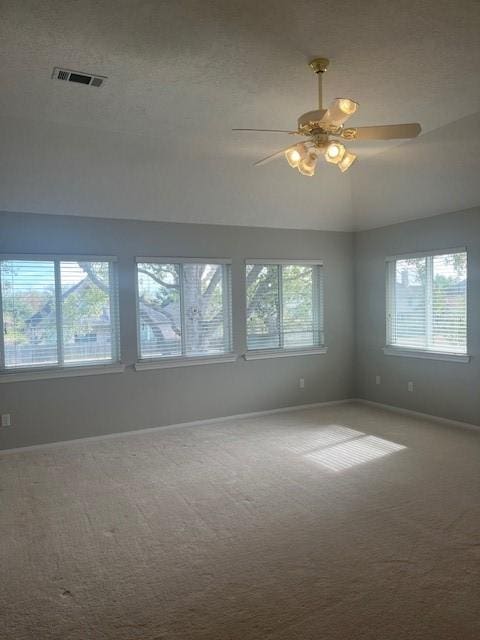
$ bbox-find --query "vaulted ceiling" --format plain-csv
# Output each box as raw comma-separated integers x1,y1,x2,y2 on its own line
0,0,479,230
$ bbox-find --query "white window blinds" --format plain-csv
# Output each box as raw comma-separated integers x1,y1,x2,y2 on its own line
0,257,120,369
246,261,324,351
136,260,232,359
386,250,467,354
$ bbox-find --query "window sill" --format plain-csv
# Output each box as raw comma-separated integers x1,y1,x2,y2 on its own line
383,347,471,363
244,347,328,361
0,363,125,383
135,354,238,370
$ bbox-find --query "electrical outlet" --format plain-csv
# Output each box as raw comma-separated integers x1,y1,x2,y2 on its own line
375,375,381,385
299,378,305,389
407,381,414,392
1,413,11,427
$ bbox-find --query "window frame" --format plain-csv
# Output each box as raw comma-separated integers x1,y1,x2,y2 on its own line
0,253,122,379
135,256,235,369
384,247,470,363
244,259,327,360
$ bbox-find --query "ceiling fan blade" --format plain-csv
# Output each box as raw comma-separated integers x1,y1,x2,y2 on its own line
343,123,421,141
233,128,300,134
253,142,308,167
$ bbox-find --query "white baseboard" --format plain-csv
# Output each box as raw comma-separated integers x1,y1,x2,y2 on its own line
353,398,480,432
4,397,477,455
0,398,355,455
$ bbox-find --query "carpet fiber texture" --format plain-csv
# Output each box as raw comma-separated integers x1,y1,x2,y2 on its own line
1,402,480,639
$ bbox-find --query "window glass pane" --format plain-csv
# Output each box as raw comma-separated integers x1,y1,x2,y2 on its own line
432,253,467,353
389,252,467,354
246,264,281,350
137,263,182,358
393,258,427,349
1,260,58,367
183,263,230,356
282,265,318,348
60,261,115,364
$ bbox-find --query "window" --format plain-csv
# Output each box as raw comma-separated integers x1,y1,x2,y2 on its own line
0,256,120,370
246,261,324,353
386,249,467,356
136,259,232,361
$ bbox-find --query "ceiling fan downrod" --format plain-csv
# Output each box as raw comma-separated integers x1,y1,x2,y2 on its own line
295,58,333,134
308,57,329,110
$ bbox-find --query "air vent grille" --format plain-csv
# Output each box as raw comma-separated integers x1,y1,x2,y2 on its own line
52,67,107,88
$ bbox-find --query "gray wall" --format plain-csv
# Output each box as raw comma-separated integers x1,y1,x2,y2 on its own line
355,207,480,425
0,211,355,449
3,206,479,450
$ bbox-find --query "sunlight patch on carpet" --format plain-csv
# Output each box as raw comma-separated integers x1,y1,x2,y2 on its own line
305,434,406,471
282,425,364,455
281,424,406,472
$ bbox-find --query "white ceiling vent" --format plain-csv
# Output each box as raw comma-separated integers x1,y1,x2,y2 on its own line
52,67,107,88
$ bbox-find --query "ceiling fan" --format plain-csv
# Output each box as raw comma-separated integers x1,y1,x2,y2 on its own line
233,58,421,175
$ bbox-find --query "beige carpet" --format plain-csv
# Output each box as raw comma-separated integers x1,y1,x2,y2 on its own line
1,402,480,639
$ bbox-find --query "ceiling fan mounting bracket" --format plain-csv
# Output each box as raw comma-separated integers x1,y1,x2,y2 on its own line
309,58,330,74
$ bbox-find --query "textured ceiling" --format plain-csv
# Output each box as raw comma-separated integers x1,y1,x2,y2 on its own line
0,0,479,230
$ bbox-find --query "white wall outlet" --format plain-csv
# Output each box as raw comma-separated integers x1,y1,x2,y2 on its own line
299,378,305,389
407,381,414,392
375,375,381,385
1,413,11,427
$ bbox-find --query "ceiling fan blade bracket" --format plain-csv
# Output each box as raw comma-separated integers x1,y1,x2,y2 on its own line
340,128,358,140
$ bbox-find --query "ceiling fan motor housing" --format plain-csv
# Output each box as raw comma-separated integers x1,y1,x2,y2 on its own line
297,109,329,135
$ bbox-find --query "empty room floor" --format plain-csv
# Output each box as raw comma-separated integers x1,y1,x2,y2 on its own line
1,402,479,640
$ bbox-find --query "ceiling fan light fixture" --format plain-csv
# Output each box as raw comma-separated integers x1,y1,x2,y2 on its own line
323,98,359,127
338,98,358,115
298,152,317,176
285,143,307,168
287,149,301,166
324,141,346,164
338,150,357,172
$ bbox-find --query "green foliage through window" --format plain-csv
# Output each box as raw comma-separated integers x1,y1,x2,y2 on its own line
246,263,324,351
